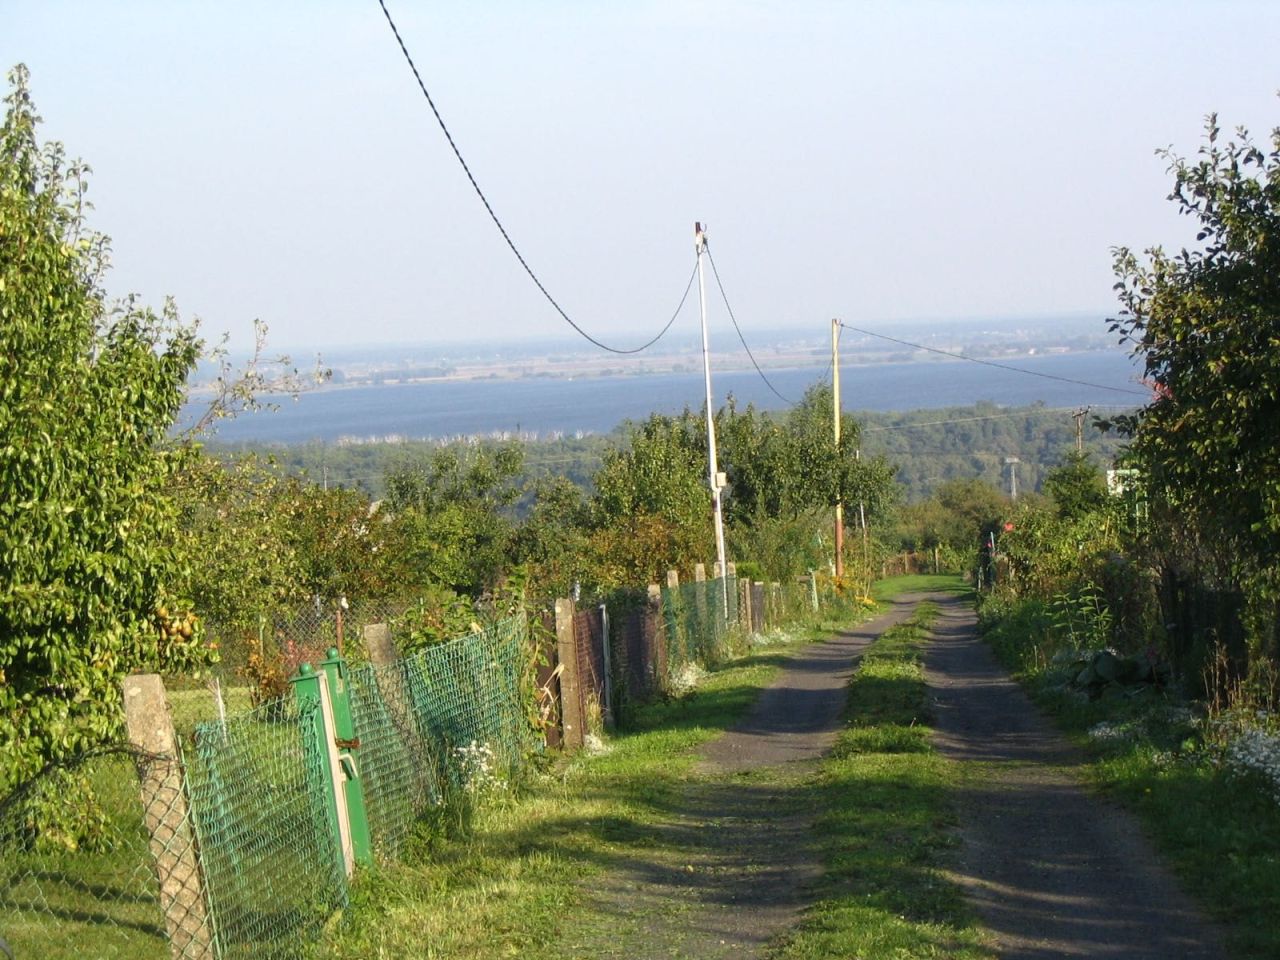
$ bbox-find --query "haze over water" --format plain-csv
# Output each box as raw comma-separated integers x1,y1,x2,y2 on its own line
195,351,1144,445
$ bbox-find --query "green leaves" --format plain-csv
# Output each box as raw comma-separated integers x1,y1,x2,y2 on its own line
0,66,211,790
1111,106,1280,666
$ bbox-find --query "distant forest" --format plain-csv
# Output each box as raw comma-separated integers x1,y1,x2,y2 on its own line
208,401,1130,506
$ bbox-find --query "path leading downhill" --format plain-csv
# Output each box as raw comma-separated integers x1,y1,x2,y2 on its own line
924,595,1229,960
565,599,921,960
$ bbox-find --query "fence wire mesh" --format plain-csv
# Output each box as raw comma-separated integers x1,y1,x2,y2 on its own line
181,694,346,960
0,747,176,960
660,575,737,669
348,617,528,860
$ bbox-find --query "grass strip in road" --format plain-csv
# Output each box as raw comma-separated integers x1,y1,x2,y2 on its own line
772,600,995,960
312,619,851,960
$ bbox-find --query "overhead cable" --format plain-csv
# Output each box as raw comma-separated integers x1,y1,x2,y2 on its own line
704,247,793,405
836,322,1148,397
376,0,692,354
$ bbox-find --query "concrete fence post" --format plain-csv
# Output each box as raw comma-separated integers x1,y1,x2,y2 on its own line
693,563,708,640
555,598,585,750
725,562,739,624
121,674,216,960
363,622,420,755
646,584,667,690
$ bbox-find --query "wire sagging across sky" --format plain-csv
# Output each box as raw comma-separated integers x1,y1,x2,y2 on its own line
376,0,694,355
704,246,793,405
836,322,1148,398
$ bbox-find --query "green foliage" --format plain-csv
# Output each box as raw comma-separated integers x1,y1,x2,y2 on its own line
385,443,523,595
509,475,592,598
720,384,897,526
1109,110,1280,671
170,452,305,626
589,412,711,585
0,66,212,789
1043,451,1107,520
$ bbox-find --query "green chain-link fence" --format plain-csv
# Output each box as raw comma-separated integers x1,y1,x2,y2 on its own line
0,747,174,960
181,694,347,960
350,618,527,860
0,615,530,960
660,575,738,669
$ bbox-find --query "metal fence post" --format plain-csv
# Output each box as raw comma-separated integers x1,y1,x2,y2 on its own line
290,664,352,881
121,674,216,960
320,648,373,867
599,603,615,730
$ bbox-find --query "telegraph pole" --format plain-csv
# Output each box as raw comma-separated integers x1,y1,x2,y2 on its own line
1072,406,1091,454
832,318,844,577
695,224,729,611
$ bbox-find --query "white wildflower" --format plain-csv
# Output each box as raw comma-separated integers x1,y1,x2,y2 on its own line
1087,720,1132,743
669,662,707,697
1224,727,1280,805
453,739,506,795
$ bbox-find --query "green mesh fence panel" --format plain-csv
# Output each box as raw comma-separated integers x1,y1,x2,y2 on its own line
660,577,734,670
0,614,531,960
0,748,175,960
182,695,346,960
348,617,527,860
345,659,440,860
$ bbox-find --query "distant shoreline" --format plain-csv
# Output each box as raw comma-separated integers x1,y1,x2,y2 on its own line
185,350,1143,446
185,344,1118,399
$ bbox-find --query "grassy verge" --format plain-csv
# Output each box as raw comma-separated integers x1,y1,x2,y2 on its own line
772,598,994,959
313,619,848,960
981,598,1280,960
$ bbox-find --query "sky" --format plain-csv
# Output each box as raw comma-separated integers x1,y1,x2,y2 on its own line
3,1,1278,354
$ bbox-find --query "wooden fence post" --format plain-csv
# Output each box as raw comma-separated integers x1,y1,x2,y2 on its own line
122,674,216,960
555,598,585,751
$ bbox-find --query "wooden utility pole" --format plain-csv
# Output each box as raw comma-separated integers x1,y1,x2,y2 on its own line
832,318,844,578
1072,406,1091,454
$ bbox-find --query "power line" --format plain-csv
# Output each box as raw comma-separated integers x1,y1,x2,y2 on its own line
375,0,692,355
704,246,793,405
836,322,1148,397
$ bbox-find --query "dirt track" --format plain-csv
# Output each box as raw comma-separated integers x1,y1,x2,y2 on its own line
565,600,920,958
925,594,1227,959
567,595,1227,959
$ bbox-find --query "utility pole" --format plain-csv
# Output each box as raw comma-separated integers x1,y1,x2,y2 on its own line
1072,406,1091,454
832,318,844,578
695,223,729,612
1005,456,1020,501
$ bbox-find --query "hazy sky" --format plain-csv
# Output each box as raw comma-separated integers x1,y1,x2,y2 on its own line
4,1,1278,354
